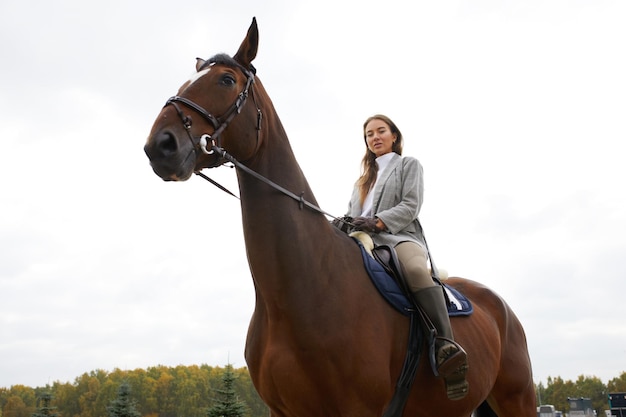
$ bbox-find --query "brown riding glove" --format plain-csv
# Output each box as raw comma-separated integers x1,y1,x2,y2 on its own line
352,217,381,233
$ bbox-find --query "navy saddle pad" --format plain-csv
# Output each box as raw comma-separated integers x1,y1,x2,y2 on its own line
357,241,473,317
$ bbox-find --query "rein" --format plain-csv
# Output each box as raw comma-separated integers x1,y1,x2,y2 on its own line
198,144,340,220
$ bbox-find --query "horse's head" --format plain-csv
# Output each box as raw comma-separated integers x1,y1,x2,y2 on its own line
145,18,261,181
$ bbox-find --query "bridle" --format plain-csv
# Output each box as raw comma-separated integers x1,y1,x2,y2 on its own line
164,59,259,159
161,57,342,221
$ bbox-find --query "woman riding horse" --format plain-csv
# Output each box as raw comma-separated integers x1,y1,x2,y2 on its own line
144,18,536,417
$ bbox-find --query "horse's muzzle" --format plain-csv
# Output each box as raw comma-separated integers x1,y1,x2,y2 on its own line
144,129,196,181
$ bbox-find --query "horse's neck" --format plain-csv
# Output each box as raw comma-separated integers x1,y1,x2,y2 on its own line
239,135,321,238
237,128,334,294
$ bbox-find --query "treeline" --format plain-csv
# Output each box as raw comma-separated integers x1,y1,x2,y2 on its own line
3,366,626,417
0,365,268,417
536,372,626,414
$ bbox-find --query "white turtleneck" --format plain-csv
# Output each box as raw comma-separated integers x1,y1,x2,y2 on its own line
361,152,396,217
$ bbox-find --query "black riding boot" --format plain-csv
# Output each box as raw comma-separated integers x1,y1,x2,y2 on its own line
412,285,469,400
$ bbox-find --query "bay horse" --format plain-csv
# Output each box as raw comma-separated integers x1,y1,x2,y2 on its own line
144,18,536,417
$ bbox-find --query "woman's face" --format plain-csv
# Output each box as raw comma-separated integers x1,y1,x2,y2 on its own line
365,119,397,157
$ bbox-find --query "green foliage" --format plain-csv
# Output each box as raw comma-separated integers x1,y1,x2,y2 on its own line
608,372,626,393
1,385,36,417
206,364,246,417
535,373,626,415
537,376,575,411
107,382,141,417
1,365,267,417
31,392,58,417
572,375,606,413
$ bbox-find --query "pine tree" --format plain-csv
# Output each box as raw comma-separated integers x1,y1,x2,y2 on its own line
207,364,247,417
32,392,59,417
106,381,141,417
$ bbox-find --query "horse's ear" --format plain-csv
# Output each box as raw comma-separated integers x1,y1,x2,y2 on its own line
233,17,258,69
195,58,206,71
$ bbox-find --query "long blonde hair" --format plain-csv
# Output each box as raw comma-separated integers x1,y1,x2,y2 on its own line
356,114,404,205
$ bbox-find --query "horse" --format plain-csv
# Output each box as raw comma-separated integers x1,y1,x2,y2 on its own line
144,18,536,417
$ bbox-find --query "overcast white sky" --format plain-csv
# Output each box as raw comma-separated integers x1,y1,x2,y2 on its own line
1,0,625,389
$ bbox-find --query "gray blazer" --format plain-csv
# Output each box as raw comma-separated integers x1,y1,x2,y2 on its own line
347,153,426,248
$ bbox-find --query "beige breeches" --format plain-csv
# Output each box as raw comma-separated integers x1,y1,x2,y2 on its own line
395,241,435,292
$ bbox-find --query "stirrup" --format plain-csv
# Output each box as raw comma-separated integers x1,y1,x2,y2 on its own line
436,338,467,377
434,337,469,401
429,337,467,376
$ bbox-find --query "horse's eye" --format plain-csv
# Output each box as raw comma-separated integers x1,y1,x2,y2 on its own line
221,74,236,86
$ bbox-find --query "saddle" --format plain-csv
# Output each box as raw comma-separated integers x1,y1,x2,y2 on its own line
353,236,473,317
371,244,413,297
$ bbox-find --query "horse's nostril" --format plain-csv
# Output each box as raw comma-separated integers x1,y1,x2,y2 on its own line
154,131,178,156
